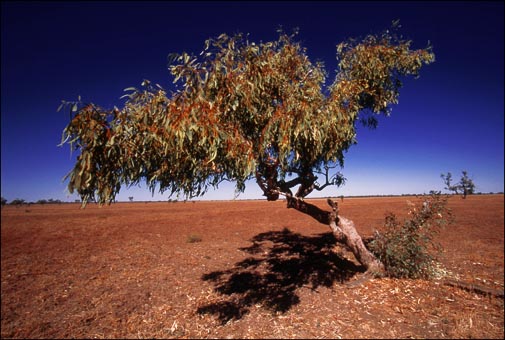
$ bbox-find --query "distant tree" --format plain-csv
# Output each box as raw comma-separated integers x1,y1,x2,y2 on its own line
459,171,476,198
1,197,7,206
10,199,25,206
59,24,434,275
441,170,475,199
128,196,134,202
36,199,48,205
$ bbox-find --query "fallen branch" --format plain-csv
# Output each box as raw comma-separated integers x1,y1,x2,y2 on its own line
443,278,504,299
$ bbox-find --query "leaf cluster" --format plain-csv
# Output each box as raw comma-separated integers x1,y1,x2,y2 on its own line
59,24,434,206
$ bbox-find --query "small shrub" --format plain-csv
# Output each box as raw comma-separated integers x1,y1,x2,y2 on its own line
369,191,452,279
186,234,202,243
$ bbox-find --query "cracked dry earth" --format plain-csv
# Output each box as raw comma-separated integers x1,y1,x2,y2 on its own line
1,195,503,338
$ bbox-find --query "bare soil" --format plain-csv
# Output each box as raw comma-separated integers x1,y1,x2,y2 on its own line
1,195,503,338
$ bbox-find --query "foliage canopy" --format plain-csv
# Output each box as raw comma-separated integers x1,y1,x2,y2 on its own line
60,25,434,205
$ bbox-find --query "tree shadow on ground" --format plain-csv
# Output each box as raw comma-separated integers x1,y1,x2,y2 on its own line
197,227,365,324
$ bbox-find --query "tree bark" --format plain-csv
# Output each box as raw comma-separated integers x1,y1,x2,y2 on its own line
254,165,384,275
286,196,385,275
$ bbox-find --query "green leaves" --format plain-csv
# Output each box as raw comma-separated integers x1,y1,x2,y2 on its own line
369,192,452,279
333,27,434,119
60,27,434,205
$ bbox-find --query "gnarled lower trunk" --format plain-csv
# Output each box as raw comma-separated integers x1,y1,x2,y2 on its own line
286,196,385,275
255,165,384,274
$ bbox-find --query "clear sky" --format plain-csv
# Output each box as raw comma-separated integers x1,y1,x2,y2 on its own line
1,1,503,202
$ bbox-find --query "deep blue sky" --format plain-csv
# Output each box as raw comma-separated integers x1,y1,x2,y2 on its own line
1,1,503,202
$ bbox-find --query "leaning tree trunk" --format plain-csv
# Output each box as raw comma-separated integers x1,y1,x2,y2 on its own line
286,196,385,275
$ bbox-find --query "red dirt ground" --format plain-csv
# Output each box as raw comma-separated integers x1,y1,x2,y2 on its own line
1,195,503,338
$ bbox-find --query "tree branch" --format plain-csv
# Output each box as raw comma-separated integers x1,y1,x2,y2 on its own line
275,189,332,224
280,176,303,190
313,165,345,192
255,159,281,201
256,164,345,202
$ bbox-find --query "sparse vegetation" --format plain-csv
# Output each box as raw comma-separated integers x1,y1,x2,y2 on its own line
9,199,25,206
186,234,202,243
36,199,63,204
369,191,452,279
1,196,503,338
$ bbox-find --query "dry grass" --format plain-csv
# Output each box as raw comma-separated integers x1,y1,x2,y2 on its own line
186,234,203,243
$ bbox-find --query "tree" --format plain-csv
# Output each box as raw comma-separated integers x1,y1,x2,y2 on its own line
129,196,134,202
1,197,7,207
441,170,475,199
59,24,434,275
10,198,25,206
